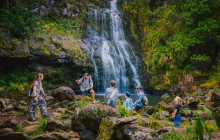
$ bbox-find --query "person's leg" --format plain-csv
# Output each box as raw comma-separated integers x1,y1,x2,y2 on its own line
174,114,181,127
81,90,85,101
28,97,37,121
38,96,47,117
90,89,95,102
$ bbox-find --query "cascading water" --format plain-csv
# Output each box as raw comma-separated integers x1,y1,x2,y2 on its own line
82,0,142,94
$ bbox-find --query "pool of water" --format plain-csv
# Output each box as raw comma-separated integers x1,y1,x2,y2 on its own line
91,94,162,106
1,93,162,107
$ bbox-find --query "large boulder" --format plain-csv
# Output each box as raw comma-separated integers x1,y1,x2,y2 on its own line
137,106,155,116
45,96,54,106
71,108,84,132
72,104,121,134
157,101,173,113
206,90,220,108
0,128,14,135
0,132,30,140
0,98,6,111
0,119,18,129
53,87,75,101
31,132,68,140
46,118,66,131
117,124,162,140
98,116,137,140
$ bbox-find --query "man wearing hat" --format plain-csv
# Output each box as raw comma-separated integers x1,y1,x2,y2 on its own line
76,73,95,102
133,86,148,111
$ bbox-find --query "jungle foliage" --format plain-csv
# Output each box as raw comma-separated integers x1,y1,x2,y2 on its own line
121,0,220,91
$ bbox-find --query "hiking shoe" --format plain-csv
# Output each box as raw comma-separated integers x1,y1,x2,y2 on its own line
28,118,36,122
42,114,49,118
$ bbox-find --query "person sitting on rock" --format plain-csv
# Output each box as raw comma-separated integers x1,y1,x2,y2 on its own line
104,80,119,107
76,73,95,102
28,73,48,122
133,86,147,111
123,93,133,112
171,96,182,127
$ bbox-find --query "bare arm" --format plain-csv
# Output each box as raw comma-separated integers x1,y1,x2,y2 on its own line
33,85,37,103
40,84,46,97
104,94,107,99
172,109,177,118
33,85,37,97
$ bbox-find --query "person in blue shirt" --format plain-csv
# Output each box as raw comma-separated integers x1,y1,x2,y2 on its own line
28,74,48,122
123,93,133,112
133,86,147,111
171,96,182,127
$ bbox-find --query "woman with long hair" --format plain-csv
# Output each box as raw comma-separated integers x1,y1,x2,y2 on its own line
28,73,48,122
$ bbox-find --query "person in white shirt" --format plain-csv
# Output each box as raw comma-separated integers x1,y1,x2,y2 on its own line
76,73,95,102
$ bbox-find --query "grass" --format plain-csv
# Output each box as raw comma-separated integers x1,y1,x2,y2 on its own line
26,117,49,137
15,124,24,132
12,108,29,116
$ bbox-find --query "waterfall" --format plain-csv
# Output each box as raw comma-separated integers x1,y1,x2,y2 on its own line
81,0,142,94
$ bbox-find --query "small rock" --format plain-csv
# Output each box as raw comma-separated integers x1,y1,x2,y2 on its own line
9,99,16,106
162,111,170,117
0,128,14,135
63,120,71,128
56,108,66,114
79,130,94,140
118,124,162,140
61,114,71,119
4,104,14,112
63,131,80,139
53,100,70,109
117,117,137,126
15,105,28,111
157,127,184,134
23,125,41,133
65,110,74,115
19,101,27,106
51,112,62,117
46,118,66,131
0,132,30,140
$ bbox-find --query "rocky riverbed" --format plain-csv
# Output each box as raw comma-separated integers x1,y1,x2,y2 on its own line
0,87,219,140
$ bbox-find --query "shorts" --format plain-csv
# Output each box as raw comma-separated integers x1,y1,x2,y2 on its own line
134,105,142,111
81,89,92,96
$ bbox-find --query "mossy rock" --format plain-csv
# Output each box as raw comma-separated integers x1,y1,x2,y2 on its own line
76,104,121,134
98,117,118,140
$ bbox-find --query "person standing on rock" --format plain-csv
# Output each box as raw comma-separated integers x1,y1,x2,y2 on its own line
133,86,148,111
76,73,95,102
104,80,119,107
28,73,48,122
171,96,182,127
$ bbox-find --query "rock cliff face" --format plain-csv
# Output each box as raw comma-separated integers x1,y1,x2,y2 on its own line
0,0,110,91
0,34,91,69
